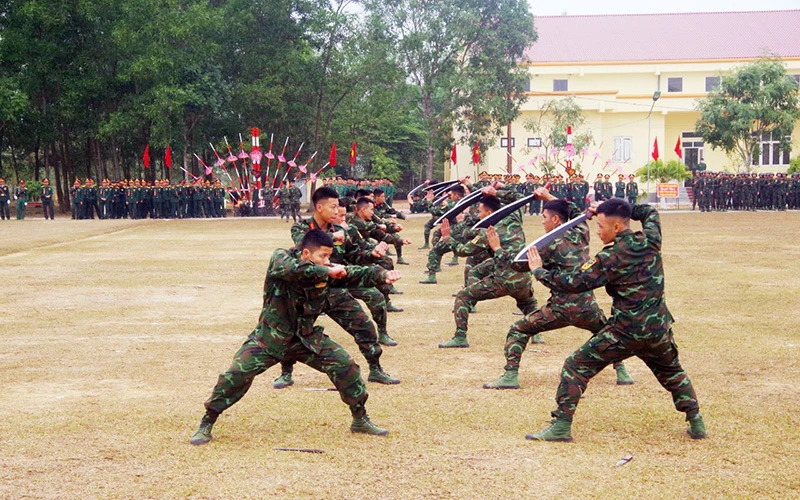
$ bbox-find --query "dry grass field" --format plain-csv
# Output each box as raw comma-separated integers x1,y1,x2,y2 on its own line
1,207,799,499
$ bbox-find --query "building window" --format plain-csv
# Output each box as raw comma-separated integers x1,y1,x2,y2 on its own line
522,79,531,92
612,137,631,162
553,79,568,92
527,138,542,148
667,77,683,93
754,132,791,166
500,137,516,148
705,76,720,92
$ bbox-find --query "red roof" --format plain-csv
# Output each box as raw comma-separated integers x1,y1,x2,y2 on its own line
525,10,800,63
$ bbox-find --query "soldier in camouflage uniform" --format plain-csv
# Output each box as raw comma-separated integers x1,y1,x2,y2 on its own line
14,180,28,219
189,230,397,445
438,192,538,348
40,178,55,220
483,188,633,389
273,187,400,389
0,178,10,220
625,175,638,205
287,179,302,222
525,198,705,442
372,188,409,264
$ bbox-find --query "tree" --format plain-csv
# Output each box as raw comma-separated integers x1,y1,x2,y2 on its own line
695,58,800,171
364,0,536,179
522,97,593,175
635,159,691,184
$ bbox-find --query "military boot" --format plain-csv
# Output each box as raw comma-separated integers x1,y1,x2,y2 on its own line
396,257,409,265
615,363,634,385
530,334,545,344
525,418,573,442
686,412,707,439
190,412,218,445
273,372,294,389
419,272,437,284
351,413,389,436
438,334,469,348
386,302,404,313
386,249,395,256
388,285,403,295
483,370,520,389
368,363,400,384
446,255,459,266
378,332,398,346
468,304,477,313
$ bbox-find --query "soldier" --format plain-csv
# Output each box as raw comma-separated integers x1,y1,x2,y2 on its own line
98,179,112,219
593,173,605,202
575,174,590,211
373,189,409,265
276,183,290,221
274,187,400,388
189,230,397,445
419,184,467,280
625,175,638,205
614,174,626,199
0,178,10,220
14,180,28,219
41,178,55,220
71,179,83,219
438,193,538,348
83,178,99,219
483,188,633,389
287,178,302,222
525,199,705,442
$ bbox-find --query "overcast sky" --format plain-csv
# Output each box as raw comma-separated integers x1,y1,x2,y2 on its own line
530,0,800,16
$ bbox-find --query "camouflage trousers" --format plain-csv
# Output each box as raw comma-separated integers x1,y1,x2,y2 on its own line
426,239,453,273
453,275,537,336
282,288,383,375
204,333,367,416
504,298,606,371
552,327,699,422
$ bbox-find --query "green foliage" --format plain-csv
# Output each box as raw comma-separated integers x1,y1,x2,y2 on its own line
366,146,403,183
522,97,593,152
788,156,800,175
695,58,800,171
635,159,691,184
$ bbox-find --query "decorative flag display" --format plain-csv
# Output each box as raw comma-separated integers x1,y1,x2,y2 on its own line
350,142,357,166
450,143,457,165
472,142,480,164
165,145,172,169
674,136,683,160
652,137,660,162
329,142,337,167
143,145,151,169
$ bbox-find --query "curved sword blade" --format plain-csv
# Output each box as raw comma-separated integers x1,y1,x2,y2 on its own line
472,194,536,230
513,212,590,262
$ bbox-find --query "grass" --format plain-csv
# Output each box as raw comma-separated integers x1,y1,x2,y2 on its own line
0,208,799,499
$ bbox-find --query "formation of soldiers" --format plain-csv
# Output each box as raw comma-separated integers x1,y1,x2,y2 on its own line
68,178,229,219
323,177,399,206
690,171,800,212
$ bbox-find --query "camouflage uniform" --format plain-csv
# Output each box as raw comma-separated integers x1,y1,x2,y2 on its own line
532,204,700,423
285,218,394,375
288,184,302,221
448,196,537,343
202,248,388,421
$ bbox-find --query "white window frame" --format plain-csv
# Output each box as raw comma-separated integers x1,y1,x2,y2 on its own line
667,77,683,93
613,137,632,162
753,132,791,166
500,137,516,148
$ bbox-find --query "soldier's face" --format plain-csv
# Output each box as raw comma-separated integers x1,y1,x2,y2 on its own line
333,207,347,224
302,246,333,266
477,203,491,220
542,209,561,233
595,214,627,245
358,204,374,220
316,197,339,223
375,194,385,204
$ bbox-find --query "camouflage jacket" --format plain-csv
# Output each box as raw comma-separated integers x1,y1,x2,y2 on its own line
374,201,405,220
538,202,598,309
533,204,673,339
291,217,371,265
349,214,403,246
256,247,387,356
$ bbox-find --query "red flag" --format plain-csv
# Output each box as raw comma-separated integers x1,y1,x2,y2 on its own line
674,136,682,159
143,145,151,169
165,145,172,169
450,144,457,165
472,142,480,164
651,137,659,162
329,142,337,167
349,142,357,166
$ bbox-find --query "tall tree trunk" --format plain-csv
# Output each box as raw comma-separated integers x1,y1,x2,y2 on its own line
51,142,67,212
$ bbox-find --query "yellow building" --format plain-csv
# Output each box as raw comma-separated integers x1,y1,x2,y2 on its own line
452,10,800,186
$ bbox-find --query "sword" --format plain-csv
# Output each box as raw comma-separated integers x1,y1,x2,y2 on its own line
513,212,590,262
408,179,459,198
433,189,484,226
472,194,536,230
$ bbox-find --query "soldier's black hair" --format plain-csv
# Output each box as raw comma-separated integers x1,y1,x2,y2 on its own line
542,199,570,224
479,195,502,212
373,188,385,197
356,197,374,210
354,189,372,199
312,187,339,207
344,190,356,198
450,185,465,197
300,229,334,252
596,198,632,220
338,199,347,207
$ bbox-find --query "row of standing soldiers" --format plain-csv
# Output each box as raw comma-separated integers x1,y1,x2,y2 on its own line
69,178,229,220
690,171,800,212
274,180,303,222
324,177,398,206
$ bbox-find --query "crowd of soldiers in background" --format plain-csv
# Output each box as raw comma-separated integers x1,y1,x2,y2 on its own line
409,171,639,216
67,178,229,220
690,171,800,212
322,177,399,206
